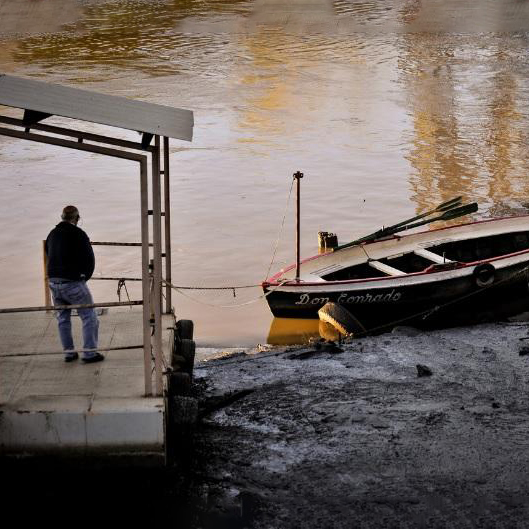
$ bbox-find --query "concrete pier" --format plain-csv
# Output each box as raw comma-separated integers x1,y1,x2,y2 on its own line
0,308,170,463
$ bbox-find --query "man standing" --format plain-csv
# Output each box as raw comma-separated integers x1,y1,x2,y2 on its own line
46,205,103,363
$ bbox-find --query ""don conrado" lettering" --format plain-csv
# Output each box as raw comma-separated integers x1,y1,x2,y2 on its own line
294,289,402,306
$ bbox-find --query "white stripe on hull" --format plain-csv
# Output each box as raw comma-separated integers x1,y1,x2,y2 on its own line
270,215,529,284
274,249,529,294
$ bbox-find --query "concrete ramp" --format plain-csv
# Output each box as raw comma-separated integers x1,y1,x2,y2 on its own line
0,309,167,462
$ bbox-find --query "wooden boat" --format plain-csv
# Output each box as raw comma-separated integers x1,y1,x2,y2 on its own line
262,215,529,331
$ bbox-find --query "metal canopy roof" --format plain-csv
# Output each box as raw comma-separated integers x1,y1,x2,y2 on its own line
0,74,193,142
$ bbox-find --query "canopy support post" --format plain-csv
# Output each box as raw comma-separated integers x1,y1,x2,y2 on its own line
140,158,152,397
152,136,164,396
163,136,172,314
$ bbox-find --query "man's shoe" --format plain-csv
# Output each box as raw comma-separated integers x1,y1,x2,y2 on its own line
82,352,105,364
64,352,79,362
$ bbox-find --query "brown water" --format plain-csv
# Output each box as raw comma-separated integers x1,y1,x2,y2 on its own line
2,0,529,346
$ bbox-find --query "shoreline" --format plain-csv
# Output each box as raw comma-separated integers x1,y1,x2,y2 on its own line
3,321,529,526
187,321,529,527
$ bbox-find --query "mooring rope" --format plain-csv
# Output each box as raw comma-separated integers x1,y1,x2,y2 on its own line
100,179,295,308
194,265,529,370
161,283,263,291
117,278,132,309
155,177,295,295
265,177,295,280
161,278,290,309
151,347,169,371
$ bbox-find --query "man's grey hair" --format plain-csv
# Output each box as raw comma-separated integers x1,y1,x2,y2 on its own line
61,205,80,222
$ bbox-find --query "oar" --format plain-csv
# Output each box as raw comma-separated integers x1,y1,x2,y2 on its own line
398,202,478,232
438,196,464,210
388,196,462,232
334,196,464,251
334,201,477,252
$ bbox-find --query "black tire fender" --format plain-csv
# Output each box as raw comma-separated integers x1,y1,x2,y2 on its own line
167,371,191,397
473,263,495,288
180,338,196,377
171,320,194,365
318,302,366,336
176,319,194,340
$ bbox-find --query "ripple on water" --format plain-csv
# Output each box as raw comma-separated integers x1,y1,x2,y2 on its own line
3,1,529,345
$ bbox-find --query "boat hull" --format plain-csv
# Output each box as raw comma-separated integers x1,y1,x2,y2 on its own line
263,261,529,330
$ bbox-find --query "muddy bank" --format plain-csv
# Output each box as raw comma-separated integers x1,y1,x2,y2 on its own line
3,322,529,526
189,323,529,528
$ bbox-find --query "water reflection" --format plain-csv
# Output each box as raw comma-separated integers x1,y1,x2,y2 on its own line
402,34,478,212
267,317,341,345
3,0,529,346
400,27,529,219
485,63,527,204
237,28,297,137
0,0,82,37
11,0,252,77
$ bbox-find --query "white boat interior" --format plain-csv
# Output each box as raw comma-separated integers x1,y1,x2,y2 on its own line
275,216,529,283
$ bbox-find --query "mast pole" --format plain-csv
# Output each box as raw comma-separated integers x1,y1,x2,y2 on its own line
294,171,304,282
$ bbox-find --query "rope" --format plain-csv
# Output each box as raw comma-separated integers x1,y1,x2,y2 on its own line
161,283,262,291
360,244,371,261
92,178,294,304
194,265,529,370
151,347,169,371
155,178,295,294
117,278,132,309
162,278,290,309
265,177,295,280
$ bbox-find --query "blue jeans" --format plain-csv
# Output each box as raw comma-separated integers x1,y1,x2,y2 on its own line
49,280,99,359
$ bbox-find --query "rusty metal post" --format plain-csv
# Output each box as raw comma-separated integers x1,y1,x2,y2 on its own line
42,240,51,307
152,136,164,396
140,158,152,397
294,171,304,282
163,136,172,314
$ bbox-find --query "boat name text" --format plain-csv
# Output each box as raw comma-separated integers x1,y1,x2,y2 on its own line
294,289,402,306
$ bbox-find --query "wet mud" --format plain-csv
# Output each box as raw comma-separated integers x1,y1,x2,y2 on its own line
3,322,529,526
187,323,529,528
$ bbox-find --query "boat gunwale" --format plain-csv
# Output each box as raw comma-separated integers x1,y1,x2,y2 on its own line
263,215,529,288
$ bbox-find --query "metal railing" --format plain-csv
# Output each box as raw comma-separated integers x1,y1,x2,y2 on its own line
0,300,142,314
39,237,168,397
42,240,146,307
1,344,143,358
1,115,174,397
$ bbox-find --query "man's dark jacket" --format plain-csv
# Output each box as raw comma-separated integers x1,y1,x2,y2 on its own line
45,221,95,281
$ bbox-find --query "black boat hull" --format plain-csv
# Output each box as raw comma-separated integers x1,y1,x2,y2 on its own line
263,263,529,331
